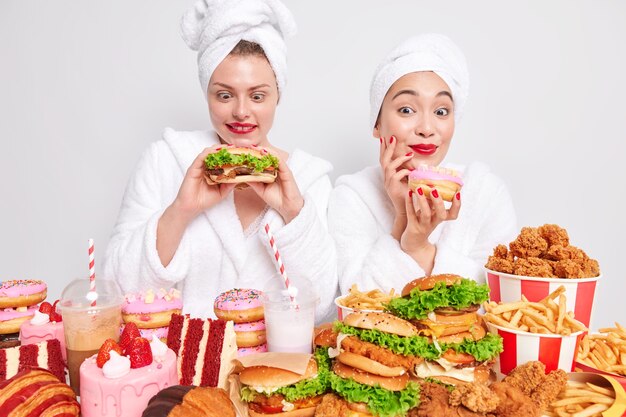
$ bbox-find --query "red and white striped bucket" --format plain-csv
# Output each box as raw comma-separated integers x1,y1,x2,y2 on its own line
485,268,601,328
487,322,583,376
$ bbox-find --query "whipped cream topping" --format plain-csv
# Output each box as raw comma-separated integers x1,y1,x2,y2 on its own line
150,335,168,359
30,310,50,326
103,351,131,379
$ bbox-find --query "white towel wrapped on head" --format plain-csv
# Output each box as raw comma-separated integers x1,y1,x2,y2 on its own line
180,0,296,98
369,33,470,130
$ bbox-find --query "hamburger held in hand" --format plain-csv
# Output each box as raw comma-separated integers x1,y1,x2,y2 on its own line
239,356,328,417
384,274,503,385
204,146,279,185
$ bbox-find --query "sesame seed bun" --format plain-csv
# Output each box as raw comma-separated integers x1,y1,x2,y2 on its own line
343,312,418,338
401,274,463,296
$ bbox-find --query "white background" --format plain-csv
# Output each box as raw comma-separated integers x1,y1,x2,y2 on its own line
1,1,624,329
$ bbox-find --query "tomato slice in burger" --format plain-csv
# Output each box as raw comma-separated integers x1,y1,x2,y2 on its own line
442,349,476,364
258,404,285,414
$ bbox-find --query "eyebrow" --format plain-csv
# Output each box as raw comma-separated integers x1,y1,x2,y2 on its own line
212,82,272,91
392,89,454,102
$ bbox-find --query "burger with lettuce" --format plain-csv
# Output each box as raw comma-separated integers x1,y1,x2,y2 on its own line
204,146,279,185
239,356,328,416
315,313,421,416
384,274,503,384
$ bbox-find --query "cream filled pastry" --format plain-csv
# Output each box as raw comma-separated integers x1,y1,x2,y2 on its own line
408,165,463,202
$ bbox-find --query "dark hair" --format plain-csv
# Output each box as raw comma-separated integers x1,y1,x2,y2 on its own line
230,40,268,59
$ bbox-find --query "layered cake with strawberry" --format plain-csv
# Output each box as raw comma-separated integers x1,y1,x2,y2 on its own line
122,288,182,342
19,299,65,361
80,323,178,417
166,313,237,387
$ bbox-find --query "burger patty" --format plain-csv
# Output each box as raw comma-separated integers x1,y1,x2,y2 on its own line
248,394,323,413
341,336,424,369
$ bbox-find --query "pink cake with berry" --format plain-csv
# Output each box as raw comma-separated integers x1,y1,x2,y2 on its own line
79,323,178,417
19,300,66,361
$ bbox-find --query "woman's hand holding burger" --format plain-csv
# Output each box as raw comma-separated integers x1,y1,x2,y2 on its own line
379,136,414,240
157,145,236,267
400,183,461,274
247,157,304,224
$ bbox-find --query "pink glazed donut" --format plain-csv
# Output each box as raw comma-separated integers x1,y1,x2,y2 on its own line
408,165,463,202
0,280,47,309
213,288,264,324
122,288,182,329
234,319,267,348
237,343,268,357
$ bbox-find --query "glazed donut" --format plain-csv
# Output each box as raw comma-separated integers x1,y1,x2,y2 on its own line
408,165,463,202
122,288,182,329
214,289,264,323
0,280,47,309
0,306,38,334
237,343,268,357
234,320,266,348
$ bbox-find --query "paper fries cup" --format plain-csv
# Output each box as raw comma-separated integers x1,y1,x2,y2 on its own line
486,322,583,375
576,361,626,392
565,372,626,417
334,295,379,321
485,268,601,328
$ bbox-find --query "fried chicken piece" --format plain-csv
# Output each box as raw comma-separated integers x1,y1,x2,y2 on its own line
412,382,482,417
553,259,585,278
538,224,570,248
314,394,349,417
449,383,499,414
581,258,600,277
546,245,588,263
489,382,541,417
509,227,548,258
530,369,567,410
513,257,554,278
502,361,546,396
493,244,510,259
486,255,515,274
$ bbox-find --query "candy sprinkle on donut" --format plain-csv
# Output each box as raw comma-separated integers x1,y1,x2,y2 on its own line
214,289,264,323
0,280,47,309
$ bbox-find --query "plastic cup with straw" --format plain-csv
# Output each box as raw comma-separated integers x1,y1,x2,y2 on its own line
262,223,318,353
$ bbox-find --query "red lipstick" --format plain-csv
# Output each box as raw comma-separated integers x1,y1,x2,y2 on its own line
409,144,438,156
226,122,257,135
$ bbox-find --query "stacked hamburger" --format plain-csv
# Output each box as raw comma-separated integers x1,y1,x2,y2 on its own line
315,274,502,416
384,274,503,384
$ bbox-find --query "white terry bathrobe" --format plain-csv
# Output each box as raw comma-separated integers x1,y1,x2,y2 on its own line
103,128,338,323
328,162,517,295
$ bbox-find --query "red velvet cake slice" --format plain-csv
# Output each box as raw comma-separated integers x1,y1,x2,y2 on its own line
0,338,65,382
166,314,236,388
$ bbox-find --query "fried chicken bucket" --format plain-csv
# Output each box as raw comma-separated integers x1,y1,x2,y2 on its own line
485,269,601,328
486,322,584,376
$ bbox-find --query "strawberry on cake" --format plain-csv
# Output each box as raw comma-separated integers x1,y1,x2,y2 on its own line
80,324,178,417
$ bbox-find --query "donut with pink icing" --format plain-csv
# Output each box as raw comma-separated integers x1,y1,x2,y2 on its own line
0,280,47,309
213,288,264,323
408,165,463,202
0,305,38,334
122,288,182,329
234,319,266,348
237,343,268,357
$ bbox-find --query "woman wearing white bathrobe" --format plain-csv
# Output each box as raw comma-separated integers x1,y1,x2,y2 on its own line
103,0,337,322
329,34,516,295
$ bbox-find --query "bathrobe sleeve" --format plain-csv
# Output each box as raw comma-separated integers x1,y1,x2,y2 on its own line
103,142,193,293
329,184,425,295
268,175,339,322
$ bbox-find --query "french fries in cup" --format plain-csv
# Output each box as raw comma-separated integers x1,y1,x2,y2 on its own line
577,323,626,377
334,284,398,320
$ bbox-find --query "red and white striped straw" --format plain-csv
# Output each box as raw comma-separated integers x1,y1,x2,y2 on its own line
264,223,296,303
88,238,96,306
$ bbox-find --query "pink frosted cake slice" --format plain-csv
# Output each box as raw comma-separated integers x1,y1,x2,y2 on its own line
166,313,237,388
0,338,65,382
19,312,66,362
79,337,178,417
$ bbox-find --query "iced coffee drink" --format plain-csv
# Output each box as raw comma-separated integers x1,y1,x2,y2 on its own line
59,279,123,394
